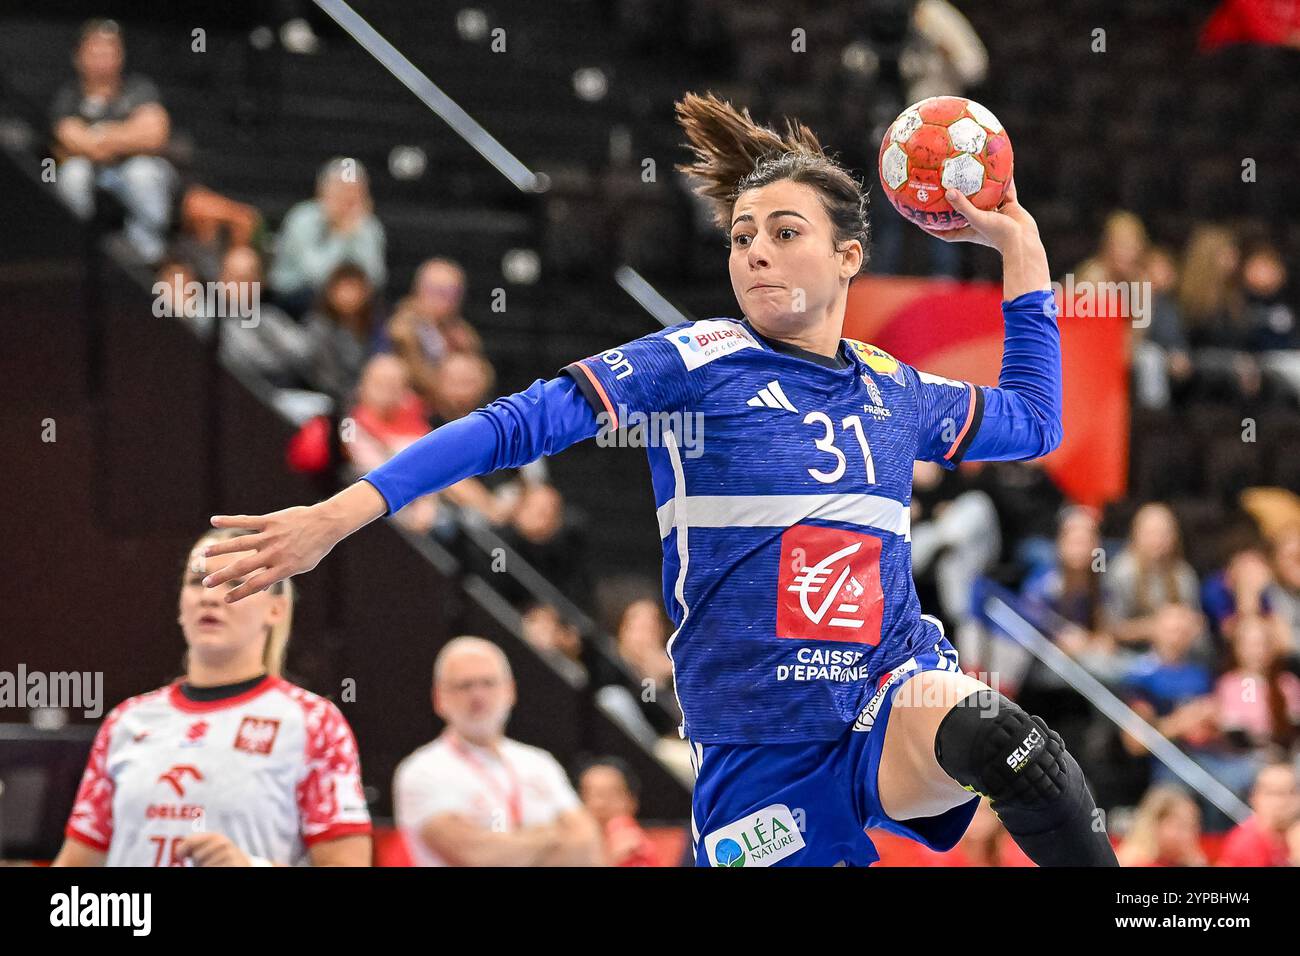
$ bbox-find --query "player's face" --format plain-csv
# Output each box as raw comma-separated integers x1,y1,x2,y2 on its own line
434,649,515,743
179,545,284,666
728,179,858,335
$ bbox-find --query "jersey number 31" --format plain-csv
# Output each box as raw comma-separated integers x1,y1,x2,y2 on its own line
803,412,876,485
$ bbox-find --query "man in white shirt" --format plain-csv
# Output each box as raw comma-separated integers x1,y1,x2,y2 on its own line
393,636,605,866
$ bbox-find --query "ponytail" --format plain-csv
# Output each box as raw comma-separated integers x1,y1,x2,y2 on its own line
672,91,869,269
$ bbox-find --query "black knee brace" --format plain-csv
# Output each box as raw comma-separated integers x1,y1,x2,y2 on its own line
934,689,1118,866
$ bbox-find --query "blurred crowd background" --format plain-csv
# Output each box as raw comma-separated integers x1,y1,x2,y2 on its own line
2,0,1300,866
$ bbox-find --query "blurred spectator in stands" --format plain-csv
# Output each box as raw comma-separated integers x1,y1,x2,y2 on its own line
1239,242,1300,403
1121,604,1216,732
904,0,989,102
1075,211,1148,287
1121,603,1258,826
1116,786,1207,867
346,354,440,533
380,258,483,406
428,350,494,425
392,636,604,866
1179,226,1260,401
300,263,382,401
421,350,538,527
910,460,1000,667
1216,762,1299,865
51,19,174,264
865,0,987,278
1106,503,1204,647
1019,507,1123,742
1200,0,1300,51
964,460,1066,577
1202,540,1284,643
934,798,1032,867
1022,506,1112,644
1270,526,1300,658
520,603,587,684
1132,245,1195,409
211,245,334,424
1216,614,1300,753
347,355,429,466
616,598,680,721
498,483,588,602
269,157,386,315
593,596,684,762
578,757,662,867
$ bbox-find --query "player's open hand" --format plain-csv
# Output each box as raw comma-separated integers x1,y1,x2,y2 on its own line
202,505,340,603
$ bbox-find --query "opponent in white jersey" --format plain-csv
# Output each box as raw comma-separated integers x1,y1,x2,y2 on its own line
52,528,372,867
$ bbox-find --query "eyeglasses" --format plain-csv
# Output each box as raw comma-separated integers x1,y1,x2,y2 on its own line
443,676,503,693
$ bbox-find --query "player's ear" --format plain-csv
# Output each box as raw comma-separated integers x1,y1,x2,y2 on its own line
837,239,863,279
264,591,287,624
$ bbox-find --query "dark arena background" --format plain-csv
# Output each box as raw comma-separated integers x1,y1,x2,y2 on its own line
1,0,1298,905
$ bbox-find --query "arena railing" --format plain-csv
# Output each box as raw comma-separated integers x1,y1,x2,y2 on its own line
973,578,1252,824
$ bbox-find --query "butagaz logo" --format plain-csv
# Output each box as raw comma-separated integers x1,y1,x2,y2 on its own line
778,526,884,645
667,319,760,370
705,804,805,867
861,373,890,419
1006,726,1044,772
746,379,798,412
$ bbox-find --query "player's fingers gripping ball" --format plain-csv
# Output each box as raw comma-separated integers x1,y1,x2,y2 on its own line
878,96,1013,231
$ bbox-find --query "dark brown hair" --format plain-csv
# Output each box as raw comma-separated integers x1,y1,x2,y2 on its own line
673,91,869,273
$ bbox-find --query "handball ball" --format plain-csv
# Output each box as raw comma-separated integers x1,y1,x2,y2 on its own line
877,96,1013,231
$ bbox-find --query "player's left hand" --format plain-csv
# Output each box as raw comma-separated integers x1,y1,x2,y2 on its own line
176,832,253,867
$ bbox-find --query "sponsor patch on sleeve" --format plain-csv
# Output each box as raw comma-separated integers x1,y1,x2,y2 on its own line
666,320,760,371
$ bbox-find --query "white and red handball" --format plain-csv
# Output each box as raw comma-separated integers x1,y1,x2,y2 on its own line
877,96,1013,231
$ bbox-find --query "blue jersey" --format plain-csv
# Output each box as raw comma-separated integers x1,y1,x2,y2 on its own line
565,317,994,743
365,291,1061,746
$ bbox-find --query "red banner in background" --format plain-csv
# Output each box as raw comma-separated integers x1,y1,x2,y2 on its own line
844,276,1130,509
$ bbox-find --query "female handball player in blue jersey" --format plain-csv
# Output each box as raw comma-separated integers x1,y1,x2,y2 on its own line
204,92,1118,866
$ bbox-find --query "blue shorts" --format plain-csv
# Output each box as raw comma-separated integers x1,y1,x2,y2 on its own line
690,641,980,867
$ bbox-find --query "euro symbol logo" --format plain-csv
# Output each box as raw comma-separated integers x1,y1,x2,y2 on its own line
786,542,865,628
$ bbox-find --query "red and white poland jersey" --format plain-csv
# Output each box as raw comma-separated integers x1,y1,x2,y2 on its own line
66,676,372,866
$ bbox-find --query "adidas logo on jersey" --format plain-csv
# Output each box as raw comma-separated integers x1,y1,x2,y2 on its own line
746,380,798,412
